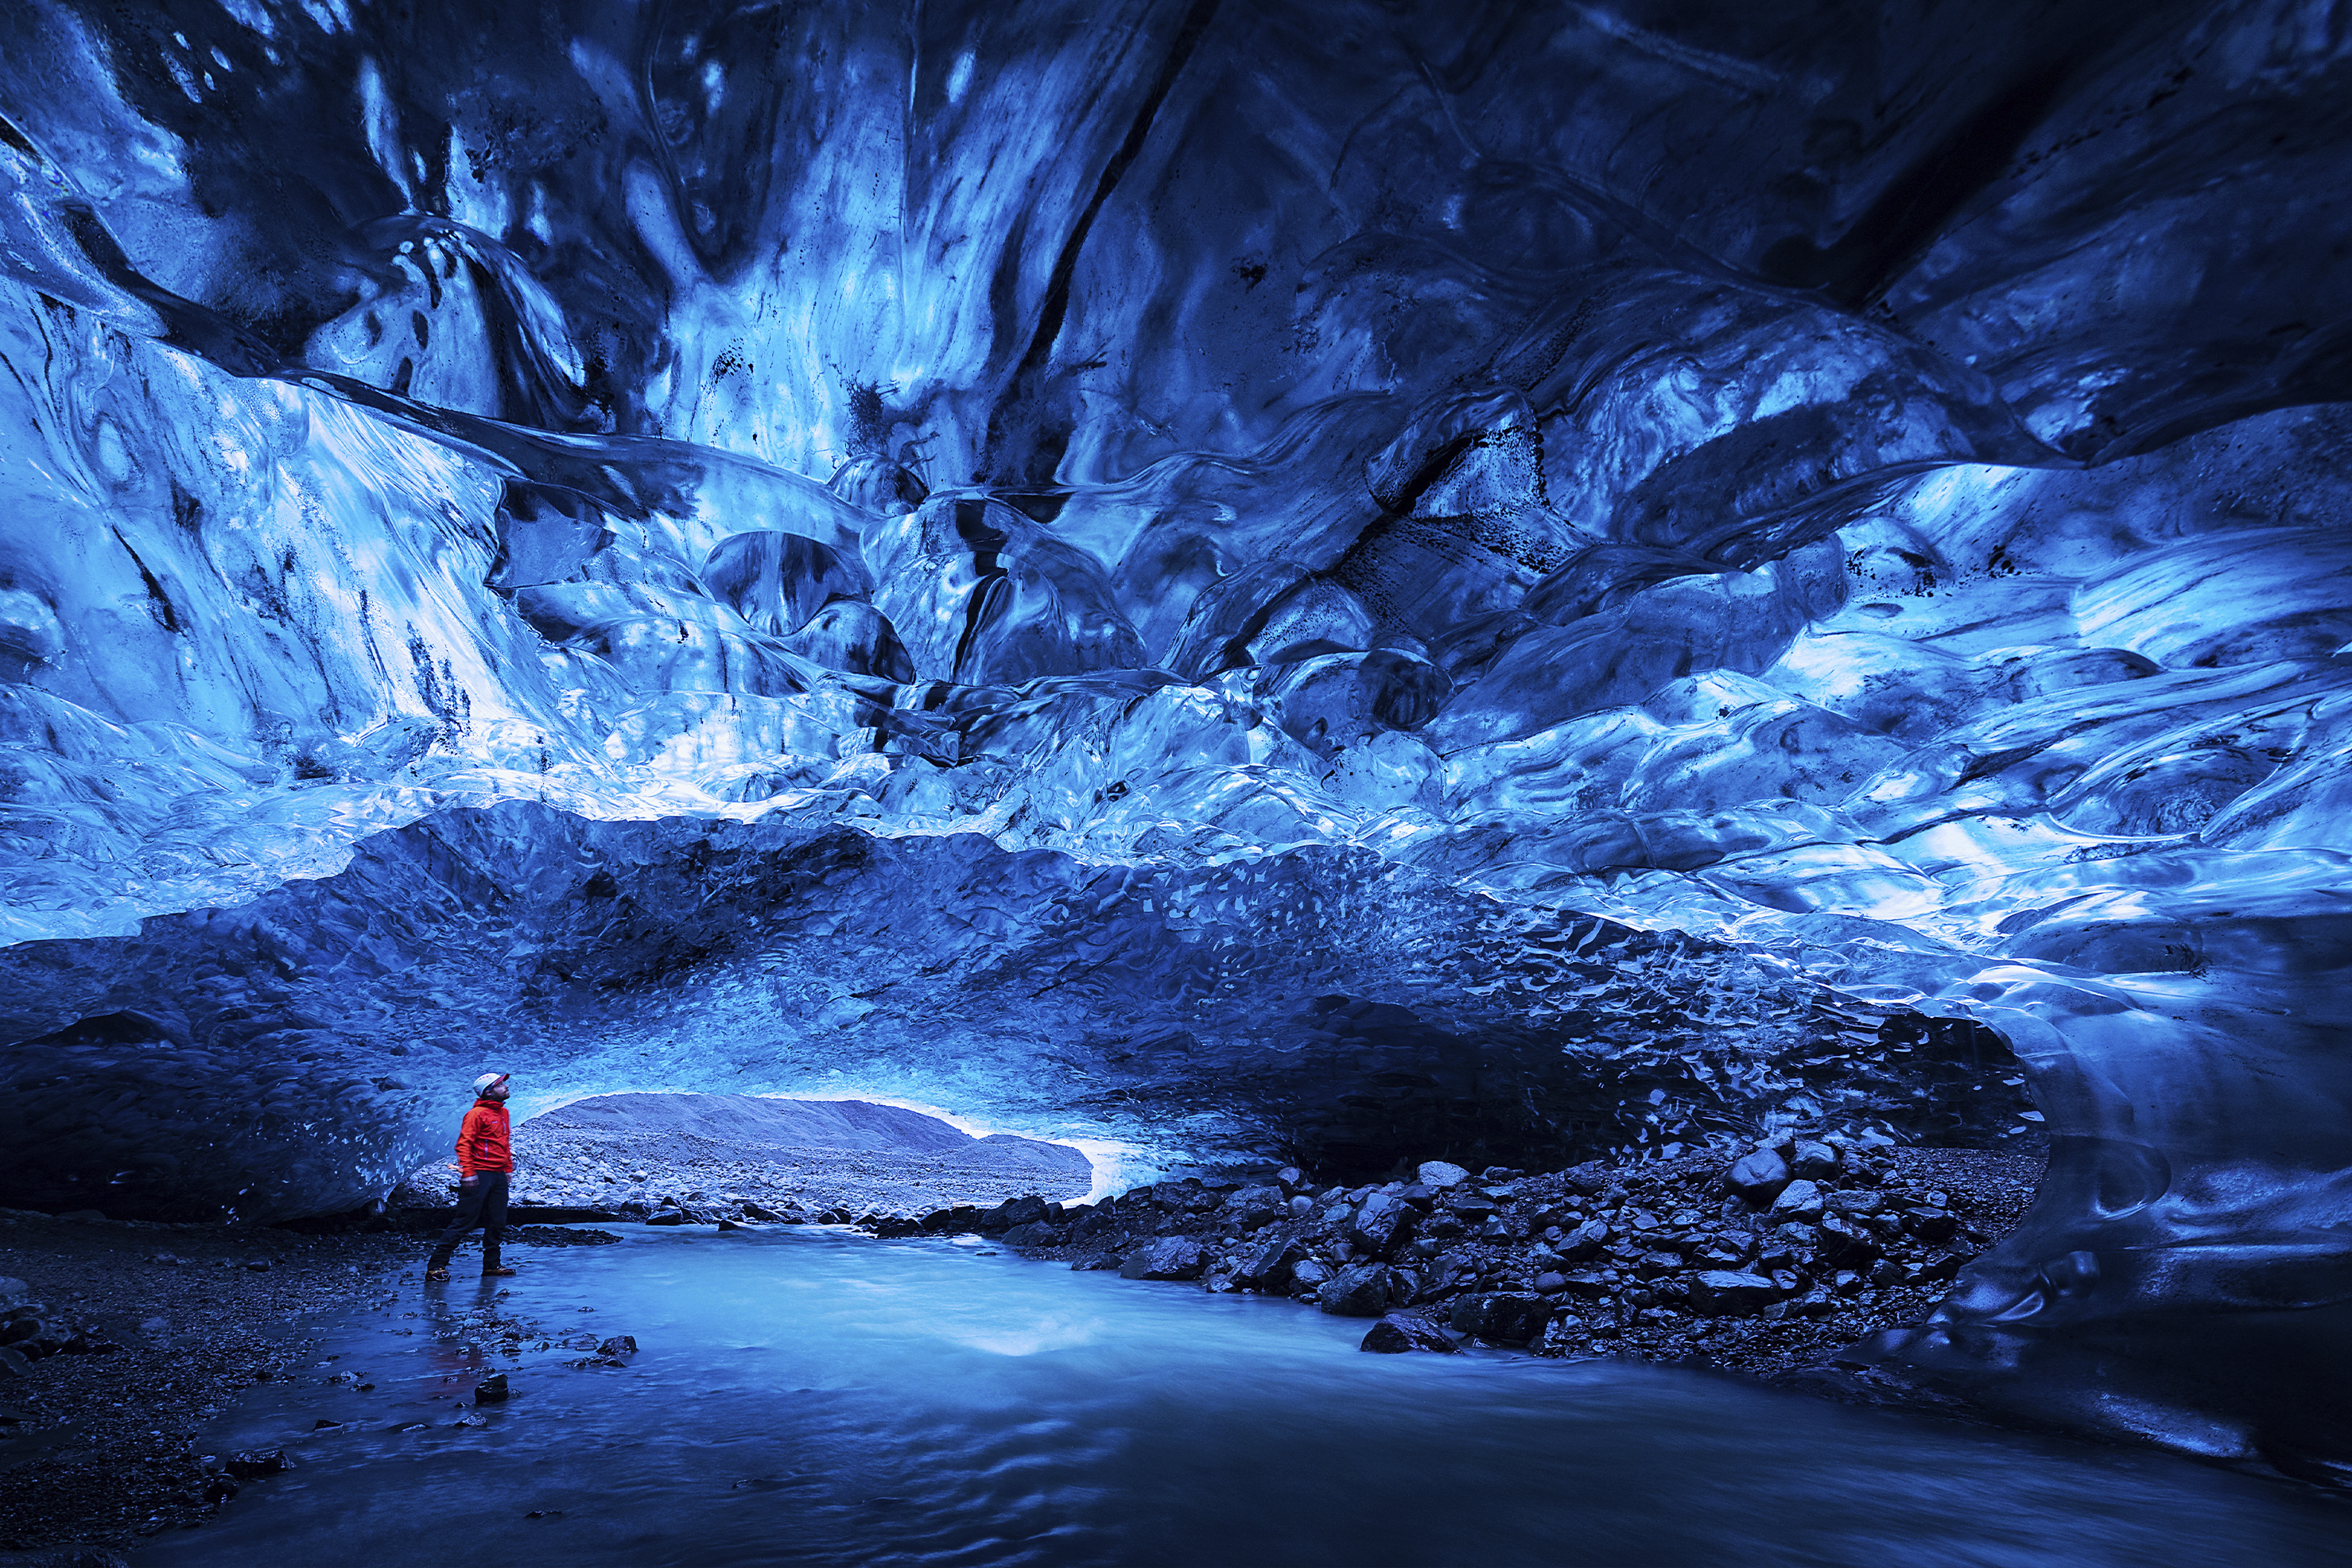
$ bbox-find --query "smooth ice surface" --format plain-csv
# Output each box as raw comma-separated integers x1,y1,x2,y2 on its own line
142,1229,2352,1568
0,1,2349,1463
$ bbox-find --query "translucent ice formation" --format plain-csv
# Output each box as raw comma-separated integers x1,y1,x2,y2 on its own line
0,0,2348,1471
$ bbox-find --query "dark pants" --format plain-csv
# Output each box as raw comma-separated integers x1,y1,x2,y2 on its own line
427,1170,509,1271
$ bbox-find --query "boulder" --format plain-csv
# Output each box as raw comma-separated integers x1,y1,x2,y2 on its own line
1220,1186,1287,1231
1788,1140,1842,1181
1768,1179,1824,1223
982,1194,1050,1232
1289,1259,1333,1290
1347,1194,1411,1256
473,1373,510,1403
1118,1236,1206,1281
1315,1263,1392,1318
1691,1236,1754,1269
1448,1291,1548,1344
225,1448,296,1479
1533,1315,1586,1356
645,1208,689,1227
1415,1161,1470,1189
1360,1313,1458,1353
595,1336,638,1358
999,1221,1062,1248
1556,1217,1609,1259
1816,1213,1881,1267
1688,1271,1784,1316
1554,1270,1613,1299
1230,1236,1301,1289
1723,1147,1791,1205
1559,1163,1609,1197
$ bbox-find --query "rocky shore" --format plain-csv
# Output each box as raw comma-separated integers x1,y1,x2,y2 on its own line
880,1137,2042,1386
0,1209,431,1558
0,1213,618,1559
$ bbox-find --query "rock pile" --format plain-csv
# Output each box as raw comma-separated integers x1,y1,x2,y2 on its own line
884,1140,2040,1376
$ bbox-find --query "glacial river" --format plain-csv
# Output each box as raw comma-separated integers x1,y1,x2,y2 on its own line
145,1227,2348,1567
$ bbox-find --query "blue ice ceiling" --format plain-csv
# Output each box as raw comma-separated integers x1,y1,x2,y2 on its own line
2,1,2350,1471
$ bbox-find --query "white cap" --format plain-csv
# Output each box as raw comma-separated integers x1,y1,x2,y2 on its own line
472,1072,509,1095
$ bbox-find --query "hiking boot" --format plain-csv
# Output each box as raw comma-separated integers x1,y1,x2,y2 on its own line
482,1265,517,1276
425,1267,451,1282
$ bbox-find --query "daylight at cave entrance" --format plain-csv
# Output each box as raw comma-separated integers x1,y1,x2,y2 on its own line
0,0,2350,1557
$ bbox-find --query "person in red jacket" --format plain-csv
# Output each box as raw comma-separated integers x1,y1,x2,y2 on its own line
425,1073,518,1282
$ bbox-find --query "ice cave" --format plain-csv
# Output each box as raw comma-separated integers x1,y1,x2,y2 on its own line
1,0,2350,1558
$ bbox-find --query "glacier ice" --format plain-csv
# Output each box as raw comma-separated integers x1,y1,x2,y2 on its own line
0,0,2350,1473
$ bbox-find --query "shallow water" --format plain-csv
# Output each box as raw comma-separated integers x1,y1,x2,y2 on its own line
145,1228,2346,1568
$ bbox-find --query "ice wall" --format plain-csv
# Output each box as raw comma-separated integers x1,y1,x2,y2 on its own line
1,0,2349,1472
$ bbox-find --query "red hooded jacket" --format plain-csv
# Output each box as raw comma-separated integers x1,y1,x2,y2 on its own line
455,1097,513,1176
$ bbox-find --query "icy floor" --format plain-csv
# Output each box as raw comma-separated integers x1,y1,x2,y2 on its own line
144,1228,2349,1568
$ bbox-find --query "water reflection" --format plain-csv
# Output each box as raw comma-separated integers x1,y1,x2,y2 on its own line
146,1228,2348,1568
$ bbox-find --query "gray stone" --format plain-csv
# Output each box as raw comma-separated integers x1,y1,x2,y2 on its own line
1691,1235,1754,1269
1415,1160,1470,1188
1559,1163,1610,1197
1557,1217,1609,1259
1230,1236,1301,1289
1348,1193,1411,1256
1118,1236,1206,1281
1221,1186,1286,1230
1688,1271,1784,1315
1360,1313,1458,1353
1788,1140,1842,1180
1817,1213,1881,1267
1448,1291,1550,1344
1724,1147,1791,1205
1769,1178,1824,1222
984,1193,1050,1230
1289,1259,1332,1290
645,1208,689,1226
1315,1263,1391,1317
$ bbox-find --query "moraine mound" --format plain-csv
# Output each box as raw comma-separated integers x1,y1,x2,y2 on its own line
393,1093,1093,1221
